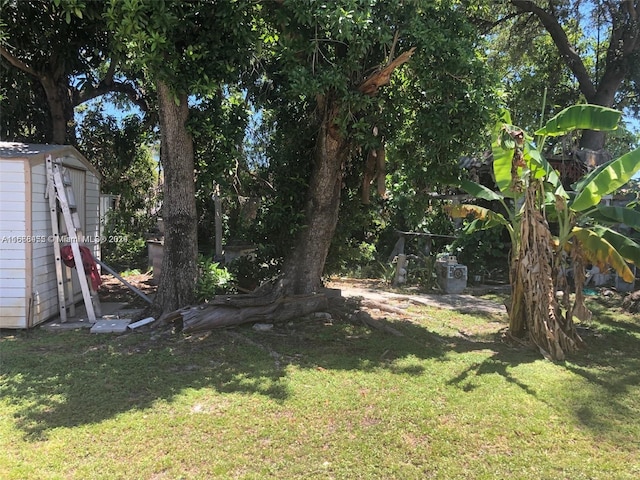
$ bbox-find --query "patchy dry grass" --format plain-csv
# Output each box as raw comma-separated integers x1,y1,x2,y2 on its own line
1,293,639,479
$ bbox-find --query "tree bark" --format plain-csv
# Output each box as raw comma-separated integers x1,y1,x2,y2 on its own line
164,289,329,333
40,75,72,144
579,66,626,151
280,97,349,295
155,80,198,313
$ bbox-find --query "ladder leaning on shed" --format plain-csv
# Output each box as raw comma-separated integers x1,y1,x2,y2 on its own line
45,154,98,323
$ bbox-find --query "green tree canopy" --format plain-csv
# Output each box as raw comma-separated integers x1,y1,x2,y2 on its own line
246,0,498,294
0,0,148,144
471,0,640,152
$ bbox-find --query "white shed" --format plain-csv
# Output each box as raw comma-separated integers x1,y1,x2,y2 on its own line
0,142,101,328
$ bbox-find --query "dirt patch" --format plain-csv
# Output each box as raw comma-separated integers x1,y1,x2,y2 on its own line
326,277,507,316
99,273,157,308
96,274,504,328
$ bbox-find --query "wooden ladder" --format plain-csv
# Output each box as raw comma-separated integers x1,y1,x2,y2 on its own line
46,155,98,323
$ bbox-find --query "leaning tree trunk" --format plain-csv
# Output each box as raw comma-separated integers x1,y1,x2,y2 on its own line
278,49,416,296
280,97,349,295
154,80,198,314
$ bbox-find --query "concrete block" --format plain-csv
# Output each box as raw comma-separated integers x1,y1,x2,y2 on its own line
90,318,131,334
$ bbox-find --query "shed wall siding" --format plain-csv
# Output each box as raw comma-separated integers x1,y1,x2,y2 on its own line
30,162,59,324
85,171,101,260
0,159,27,328
0,147,101,328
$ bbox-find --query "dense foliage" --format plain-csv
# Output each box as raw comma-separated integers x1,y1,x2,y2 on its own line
76,104,158,270
230,0,499,287
2,1,639,306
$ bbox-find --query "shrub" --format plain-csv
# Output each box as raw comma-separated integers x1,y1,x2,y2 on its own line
450,220,509,280
196,255,234,301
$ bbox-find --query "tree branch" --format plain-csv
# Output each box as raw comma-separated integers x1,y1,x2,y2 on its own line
358,47,416,96
74,79,150,113
510,0,597,100
103,59,117,86
0,44,39,78
618,0,640,56
471,11,522,34
387,30,400,66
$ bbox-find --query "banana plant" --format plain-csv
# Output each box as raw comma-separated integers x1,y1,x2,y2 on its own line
537,107,640,283
449,104,640,359
452,104,640,283
560,147,640,282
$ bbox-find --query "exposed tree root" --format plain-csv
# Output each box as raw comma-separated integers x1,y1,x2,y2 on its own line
160,281,328,333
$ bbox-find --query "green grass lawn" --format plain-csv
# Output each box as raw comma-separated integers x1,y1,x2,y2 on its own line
1,295,639,479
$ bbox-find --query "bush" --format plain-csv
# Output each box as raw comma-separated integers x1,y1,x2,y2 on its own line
326,240,381,278
226,248,282,292
449,223,509,280
102,233,147,273
405,253,437,290
196,255,234,301
101,209,155,272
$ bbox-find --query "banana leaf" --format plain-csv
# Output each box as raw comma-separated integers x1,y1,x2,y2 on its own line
587,205,640,232
523,141,565,194
572,227,635,282
491,122,517,197
497,109,512,125
534,104,621,137
446,204,509,230
571,157,612,193
570,147,640,211
459,178,503,202
591,225,640,266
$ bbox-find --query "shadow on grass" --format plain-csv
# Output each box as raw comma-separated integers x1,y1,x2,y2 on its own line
585,296,640,336
0,328,291,440
446,351,540,397
441,297,640,443
0,311,521,441
1,294,638,443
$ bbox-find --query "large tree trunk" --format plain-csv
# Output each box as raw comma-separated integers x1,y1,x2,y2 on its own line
509,1,638,154
40,75,73,144
281,97,349,295
580,70,625,152
578,130,606,152
154,80,198,313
